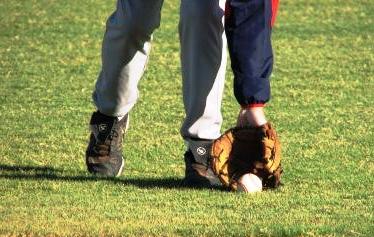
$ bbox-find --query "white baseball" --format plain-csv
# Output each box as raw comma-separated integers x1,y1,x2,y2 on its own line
236,173,263,193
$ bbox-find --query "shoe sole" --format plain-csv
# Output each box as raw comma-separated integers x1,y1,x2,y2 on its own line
123,114,130,133
115,156,125,177
115,115,128,177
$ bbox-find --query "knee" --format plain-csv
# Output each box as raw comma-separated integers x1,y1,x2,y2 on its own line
107,5,161,42
130,12,161,40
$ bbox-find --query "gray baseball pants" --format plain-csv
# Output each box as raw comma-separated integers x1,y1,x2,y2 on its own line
93,0,227,141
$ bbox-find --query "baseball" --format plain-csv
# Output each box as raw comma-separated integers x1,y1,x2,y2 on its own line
236,173,263,193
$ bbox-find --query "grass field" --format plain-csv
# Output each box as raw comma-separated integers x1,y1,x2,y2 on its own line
0,0,373,236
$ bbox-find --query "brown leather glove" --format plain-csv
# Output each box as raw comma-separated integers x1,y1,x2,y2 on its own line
211,123,283,191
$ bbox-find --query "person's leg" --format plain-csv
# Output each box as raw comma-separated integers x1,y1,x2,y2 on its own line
86,0,164,177
179,0,227,186
180,0,227,142
94,0,164,117
225,0,277,127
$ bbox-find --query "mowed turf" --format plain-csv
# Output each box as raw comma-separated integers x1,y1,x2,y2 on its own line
0,0,373,236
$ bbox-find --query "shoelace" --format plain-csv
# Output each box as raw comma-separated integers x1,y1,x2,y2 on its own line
93,129,120,156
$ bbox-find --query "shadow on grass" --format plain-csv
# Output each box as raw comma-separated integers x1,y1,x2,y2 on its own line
0,164,225,191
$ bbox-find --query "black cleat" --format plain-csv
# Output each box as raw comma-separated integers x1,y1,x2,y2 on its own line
183,139,221,188
85,111,128,177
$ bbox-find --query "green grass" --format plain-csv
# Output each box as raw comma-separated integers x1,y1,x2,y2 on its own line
0,0,373,236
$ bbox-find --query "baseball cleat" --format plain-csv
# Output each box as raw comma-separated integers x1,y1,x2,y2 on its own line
85,111,129,177
183,139,221,188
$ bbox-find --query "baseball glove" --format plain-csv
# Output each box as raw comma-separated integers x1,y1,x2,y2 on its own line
211,123,282,191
